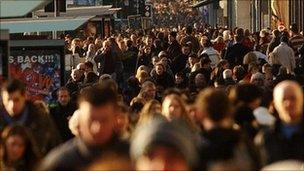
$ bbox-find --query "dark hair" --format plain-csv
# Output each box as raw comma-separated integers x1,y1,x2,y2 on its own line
196,88,232,122
236,28,244,37
126,39,133,48
153,39,162,48
188,53,198,59
1,79,26,94
1,125,40,170
229,84,262,105
273,29,280,37
280,36,289,43
84,72,99,84
56,86,70,96
186,26,193,35
130,101,144,114
84,61,94,69
175,72,186,78
200,54,212,66
199,53,209,60
233,66,246,81
78,84,118,107
169,31,177,38
203,39,213,48
290,23,298,33
182,43,191,48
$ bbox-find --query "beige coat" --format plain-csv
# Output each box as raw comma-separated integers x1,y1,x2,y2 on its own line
270,42,295,74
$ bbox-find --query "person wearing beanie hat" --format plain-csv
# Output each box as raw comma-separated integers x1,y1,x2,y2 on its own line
130,118,199,171
271,36,296,74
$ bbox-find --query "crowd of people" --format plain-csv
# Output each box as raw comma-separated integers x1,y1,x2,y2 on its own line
1,21,304,171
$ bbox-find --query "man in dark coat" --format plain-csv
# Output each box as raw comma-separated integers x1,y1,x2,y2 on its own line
167,31,182,60
0,79,60,155
151,63,174,91
49,87,77,142
94,40,117,76
224,35,251,67
170,44,190,75
122,40,138,81
65,68,83,101
266,29,281,56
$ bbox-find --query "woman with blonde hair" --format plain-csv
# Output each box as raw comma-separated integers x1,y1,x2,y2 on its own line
162,94,197,131
137,100,162,125
135,70,149,85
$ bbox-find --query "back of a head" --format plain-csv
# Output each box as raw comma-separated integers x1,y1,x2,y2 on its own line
78,84,118,107
236,28,244,37
203,39,213,48
290,23,299,33
99,74,112,83
170,31,177,38
229,84,262,105
250,72,264,81
126,39,133,48
131,118,199,170
85,72,98,84
272,29,280,37
84,61,94,70
233,66,246,81
223,69,233,79
196,88,232,122
280,36,289,43
243,52,258,65
1,78,26,94
186,26,193,35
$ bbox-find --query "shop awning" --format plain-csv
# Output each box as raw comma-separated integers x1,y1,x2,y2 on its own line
0,0,52,18
0,16,94,33
191,0,219,8
35,5,120,17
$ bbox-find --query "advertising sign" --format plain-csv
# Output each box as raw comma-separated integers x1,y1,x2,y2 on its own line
0,30,9,82
128,15,142,30
9,48,63,102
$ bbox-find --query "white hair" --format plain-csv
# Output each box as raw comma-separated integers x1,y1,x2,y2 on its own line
223,69,233,79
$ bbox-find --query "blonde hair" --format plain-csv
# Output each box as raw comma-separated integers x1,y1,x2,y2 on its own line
137,100,162,125
243,52,258,65
223,30,231,41
162,94,197,131
136,70,149,83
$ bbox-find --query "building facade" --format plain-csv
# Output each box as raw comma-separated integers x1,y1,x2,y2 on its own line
193,0,304,32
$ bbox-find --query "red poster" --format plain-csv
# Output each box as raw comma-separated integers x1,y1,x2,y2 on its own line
9,49,62,103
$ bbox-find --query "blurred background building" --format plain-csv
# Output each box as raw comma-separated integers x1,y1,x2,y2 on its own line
192,0,304,32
